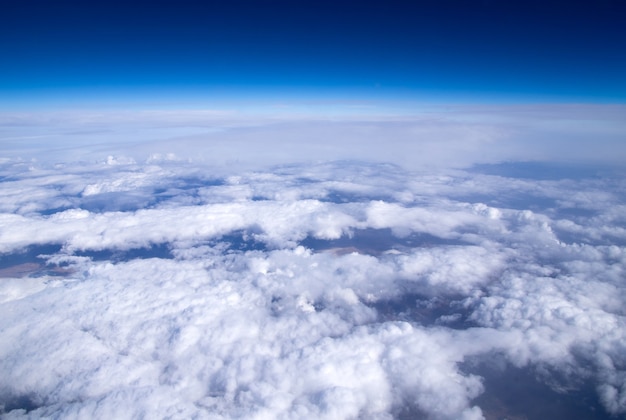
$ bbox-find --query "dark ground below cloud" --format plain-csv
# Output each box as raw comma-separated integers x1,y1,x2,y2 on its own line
469,161,623,181
466,360,611,420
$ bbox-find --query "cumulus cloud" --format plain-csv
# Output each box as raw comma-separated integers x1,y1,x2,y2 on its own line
1,141,625,418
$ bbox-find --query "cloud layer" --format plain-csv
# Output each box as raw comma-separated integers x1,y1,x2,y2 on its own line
1,155,625,419
2,103,626,170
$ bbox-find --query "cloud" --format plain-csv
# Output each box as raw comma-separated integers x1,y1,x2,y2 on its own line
1,154,625,419
2,103,625,170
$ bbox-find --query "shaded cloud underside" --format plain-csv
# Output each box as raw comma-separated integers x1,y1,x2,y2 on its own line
0,157,625,419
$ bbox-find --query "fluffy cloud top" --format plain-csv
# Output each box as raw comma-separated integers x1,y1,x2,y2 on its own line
1,156,625,419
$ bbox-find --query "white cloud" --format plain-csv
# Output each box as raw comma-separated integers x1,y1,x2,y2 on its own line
0,276,47,304
2,104,625,170
0,255,488,419
1,155,625,418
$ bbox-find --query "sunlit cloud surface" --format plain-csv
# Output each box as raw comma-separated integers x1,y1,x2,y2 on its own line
1,154,625,419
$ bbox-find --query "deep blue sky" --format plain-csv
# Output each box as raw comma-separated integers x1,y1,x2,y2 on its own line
2,0,625,108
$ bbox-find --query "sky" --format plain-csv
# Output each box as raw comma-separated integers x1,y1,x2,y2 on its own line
1,0,626,108
1,1,626,420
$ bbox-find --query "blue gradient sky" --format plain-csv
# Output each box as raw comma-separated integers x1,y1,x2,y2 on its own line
2,0,625,109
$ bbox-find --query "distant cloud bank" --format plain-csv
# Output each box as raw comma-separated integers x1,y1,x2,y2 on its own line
2,103,625,170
